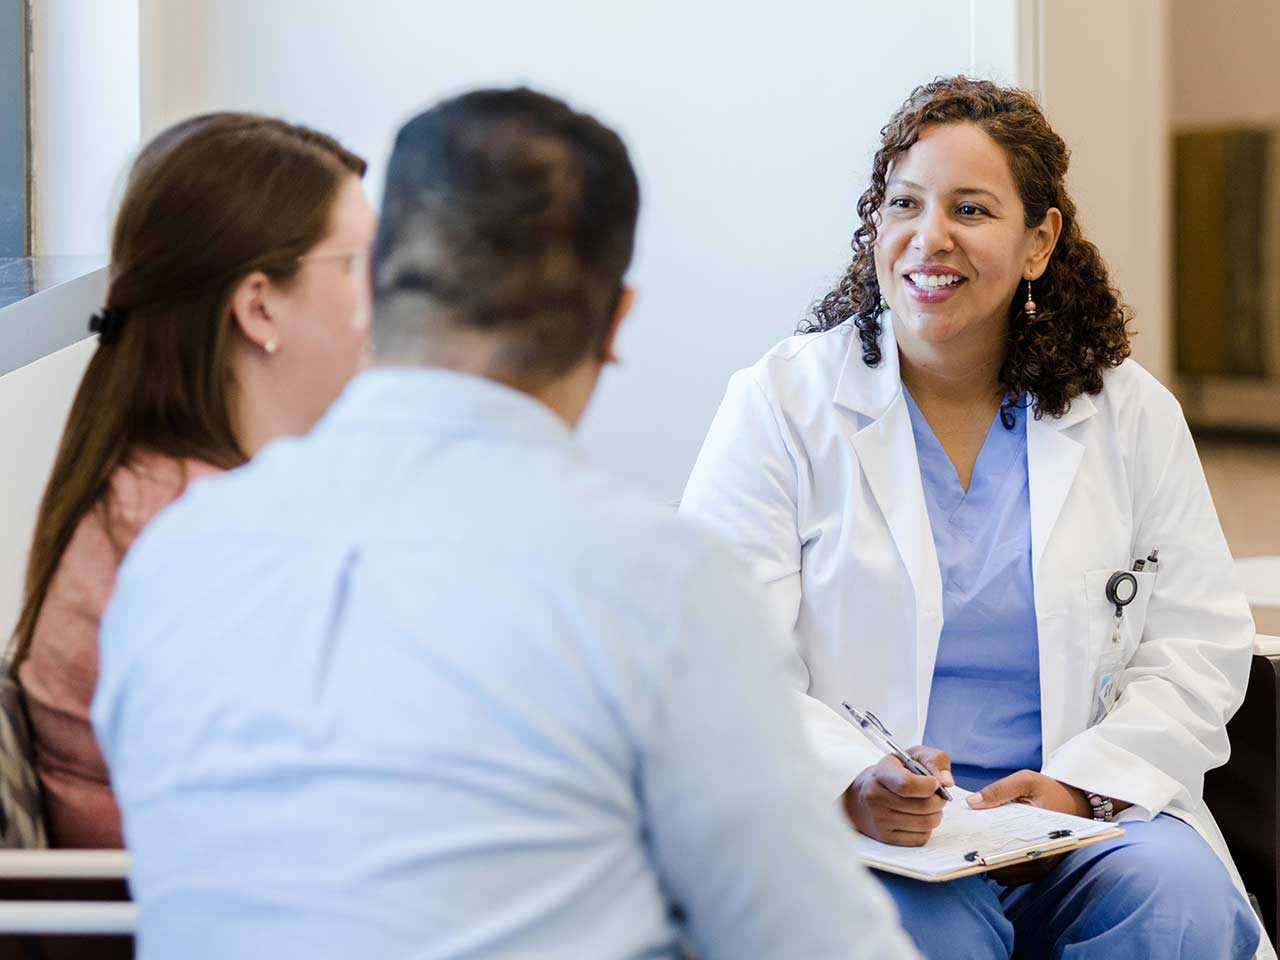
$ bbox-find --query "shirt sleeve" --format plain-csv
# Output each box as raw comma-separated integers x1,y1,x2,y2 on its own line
1041,405,1255,817
681,369,881,799
640,537,918,960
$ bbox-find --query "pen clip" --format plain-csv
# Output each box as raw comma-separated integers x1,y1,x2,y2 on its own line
862,709,911,758
842,704,905,760
861,708,894,740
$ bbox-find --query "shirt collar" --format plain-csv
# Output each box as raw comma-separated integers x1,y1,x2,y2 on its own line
319,367,576,451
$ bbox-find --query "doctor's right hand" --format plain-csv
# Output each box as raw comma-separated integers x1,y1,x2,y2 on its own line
843,747,953,847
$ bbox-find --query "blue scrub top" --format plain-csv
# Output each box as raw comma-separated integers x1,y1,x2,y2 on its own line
905,389,1043,793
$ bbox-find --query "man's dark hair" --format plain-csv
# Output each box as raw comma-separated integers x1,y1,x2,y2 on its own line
373,87,640,383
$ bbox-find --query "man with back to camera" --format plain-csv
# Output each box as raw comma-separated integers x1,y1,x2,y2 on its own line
92,88,918,959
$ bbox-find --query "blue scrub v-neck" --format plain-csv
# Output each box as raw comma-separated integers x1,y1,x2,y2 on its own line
904,388,1043,792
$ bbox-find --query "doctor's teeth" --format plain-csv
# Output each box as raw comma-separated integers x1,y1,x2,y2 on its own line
909,272,962,288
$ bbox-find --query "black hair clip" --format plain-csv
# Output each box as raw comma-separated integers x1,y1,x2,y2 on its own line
89,306,128,345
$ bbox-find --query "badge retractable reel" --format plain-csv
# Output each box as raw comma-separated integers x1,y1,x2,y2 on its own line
1105,571,1138,646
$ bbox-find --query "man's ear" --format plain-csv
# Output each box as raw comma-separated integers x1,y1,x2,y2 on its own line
600,286,636,365
228,271,280,355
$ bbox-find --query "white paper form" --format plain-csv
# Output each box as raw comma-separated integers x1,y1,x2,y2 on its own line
854,788,1119,880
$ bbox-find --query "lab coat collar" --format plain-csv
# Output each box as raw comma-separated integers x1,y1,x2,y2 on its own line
320,366,577,451
831,312,1099,432
832,314,901,420
1043,391,1097,430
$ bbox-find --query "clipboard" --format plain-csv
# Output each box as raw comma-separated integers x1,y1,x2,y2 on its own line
855,789,1126,882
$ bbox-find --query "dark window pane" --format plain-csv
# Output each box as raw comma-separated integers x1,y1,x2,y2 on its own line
0,0,28,257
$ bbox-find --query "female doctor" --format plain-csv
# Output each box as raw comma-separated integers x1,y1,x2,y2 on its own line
681,77,1266,959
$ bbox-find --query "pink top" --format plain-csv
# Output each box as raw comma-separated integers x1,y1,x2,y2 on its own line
18,453,221,849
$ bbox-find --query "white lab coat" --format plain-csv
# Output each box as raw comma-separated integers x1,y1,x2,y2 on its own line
682,319,1271,957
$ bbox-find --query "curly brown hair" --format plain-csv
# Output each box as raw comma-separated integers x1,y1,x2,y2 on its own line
801,76,1131,421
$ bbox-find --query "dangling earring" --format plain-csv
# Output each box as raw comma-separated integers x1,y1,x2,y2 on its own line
877,295,888,313
1023,279,1037,320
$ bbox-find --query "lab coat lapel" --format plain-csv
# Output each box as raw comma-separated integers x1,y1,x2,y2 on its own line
1026,395,1095,577
1027,393,1096,750
834,320,943,734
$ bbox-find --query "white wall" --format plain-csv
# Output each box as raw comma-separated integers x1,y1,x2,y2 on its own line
0,265,105,640
139,0,1022,501
22,1,1174,506
1039,0,1172,384
0,339,97,640
29,0,140,255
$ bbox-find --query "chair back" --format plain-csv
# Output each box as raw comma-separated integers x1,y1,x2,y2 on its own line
1204,637,1280,948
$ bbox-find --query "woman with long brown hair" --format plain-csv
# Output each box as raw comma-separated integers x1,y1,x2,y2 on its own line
11,113,375,848
682,77,1264,957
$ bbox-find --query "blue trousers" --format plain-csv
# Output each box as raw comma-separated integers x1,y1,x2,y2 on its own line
877,815,1261,959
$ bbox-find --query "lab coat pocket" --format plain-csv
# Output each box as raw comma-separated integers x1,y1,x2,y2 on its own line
1084,568,1156,726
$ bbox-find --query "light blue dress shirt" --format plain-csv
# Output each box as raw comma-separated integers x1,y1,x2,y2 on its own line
93,369,915,960
906,391,1043,792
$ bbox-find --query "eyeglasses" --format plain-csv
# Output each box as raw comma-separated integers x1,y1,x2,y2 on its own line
296,247,371,275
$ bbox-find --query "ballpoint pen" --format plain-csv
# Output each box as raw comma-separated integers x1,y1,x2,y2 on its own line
841,701,953,801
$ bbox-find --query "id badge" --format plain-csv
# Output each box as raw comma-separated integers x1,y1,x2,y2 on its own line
1088,662,1123,726
1088,613,1126,727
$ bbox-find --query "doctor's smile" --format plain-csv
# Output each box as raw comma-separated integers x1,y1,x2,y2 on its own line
902,264,968,304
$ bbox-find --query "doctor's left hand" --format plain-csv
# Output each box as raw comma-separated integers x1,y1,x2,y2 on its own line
965,769,1093,819
965,771,1092,887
